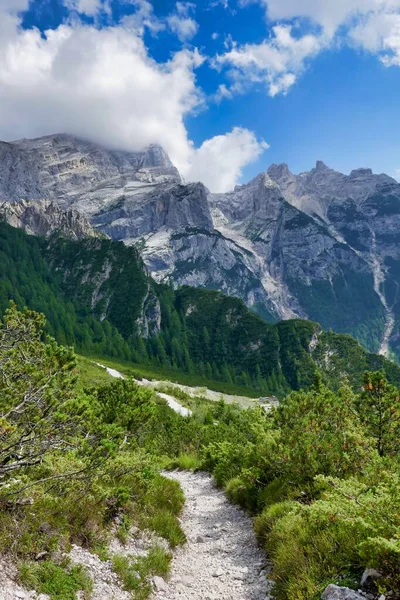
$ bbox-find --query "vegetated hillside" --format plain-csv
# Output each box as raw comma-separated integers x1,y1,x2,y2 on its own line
2,304,400,600
1,220,400,397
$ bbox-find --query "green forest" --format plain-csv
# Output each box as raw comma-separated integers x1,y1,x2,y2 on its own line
1,221,399,398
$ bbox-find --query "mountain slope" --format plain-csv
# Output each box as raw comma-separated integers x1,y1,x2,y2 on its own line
268,162,400,356
1,220,400,398
1,134,400,357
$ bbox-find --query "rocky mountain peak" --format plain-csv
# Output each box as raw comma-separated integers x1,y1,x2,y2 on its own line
314,160,330,172
3,132,400,358
141,144,175,169
267,162,291,178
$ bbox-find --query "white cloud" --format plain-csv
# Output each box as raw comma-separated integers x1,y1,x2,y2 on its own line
0,0,29,11
209,0,229,8
213,83,233,101
121,0,165,36
350,11,400,65
185,127,268,192
64,0,102,16
176,2,196,16
0,5,266,192
249,0,399,33
217,0,400,96
216,24,327,96
0,12,201,173
167,2,198,41
167,14,198,41
211,32,219,40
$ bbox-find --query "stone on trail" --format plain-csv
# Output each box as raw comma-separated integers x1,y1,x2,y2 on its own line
195,535,205,543
152,576,168,593
322,584,366,599
212,568,224,578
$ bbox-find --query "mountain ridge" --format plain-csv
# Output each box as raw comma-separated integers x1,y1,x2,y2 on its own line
1,133,400,358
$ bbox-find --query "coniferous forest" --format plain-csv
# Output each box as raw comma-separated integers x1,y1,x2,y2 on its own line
2,220,400,398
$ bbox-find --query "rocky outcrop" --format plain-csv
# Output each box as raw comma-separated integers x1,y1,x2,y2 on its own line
0,134,180,213
322,584,366,600
137,287,162,339
0,199,101,241
268,161,400,355
267,161,396,220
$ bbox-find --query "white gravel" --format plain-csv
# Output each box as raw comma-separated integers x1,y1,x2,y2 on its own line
153,471,274,600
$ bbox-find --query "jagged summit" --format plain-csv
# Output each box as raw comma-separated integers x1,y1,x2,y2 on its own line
12,133,174,169
0,133,181,215
314,160,330,171
267,162,291,178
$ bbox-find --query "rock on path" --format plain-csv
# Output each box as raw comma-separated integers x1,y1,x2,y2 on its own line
153,471,274,600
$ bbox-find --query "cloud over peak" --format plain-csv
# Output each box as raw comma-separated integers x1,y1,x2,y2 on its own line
0,2,267,192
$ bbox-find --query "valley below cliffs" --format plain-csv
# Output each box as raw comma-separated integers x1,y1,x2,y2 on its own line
1,133,400,357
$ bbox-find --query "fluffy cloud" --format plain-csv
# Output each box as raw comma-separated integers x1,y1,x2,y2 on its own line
167,15,198,41
185,127,268,192
0,0,29,11
120,0,166,36
167,2,198,42
247,0,400,32
253,0,376,33
216,24,327,96
0,19,198,170
0,4,266,192
350,10,400,65
217,0,400,96
64,0,102,16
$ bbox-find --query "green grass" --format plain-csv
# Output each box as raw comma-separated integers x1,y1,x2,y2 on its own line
145,511,186,548
78,354,263,398
76,355,115,389
165,453,200,471
19,561,92,600
153,383,192,407
112,545,172,599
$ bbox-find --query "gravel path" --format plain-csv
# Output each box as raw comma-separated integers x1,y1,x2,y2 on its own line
153,471,274,600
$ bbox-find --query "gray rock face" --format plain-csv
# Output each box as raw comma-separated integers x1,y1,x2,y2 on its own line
268,162,400,356
2,133,400,356
322,584,365,600
0,134,180,211
268,160,396,220
360,568,382,590
0,199,101,240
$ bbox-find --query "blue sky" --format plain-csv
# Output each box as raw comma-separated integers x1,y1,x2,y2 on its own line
1,0,400,190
